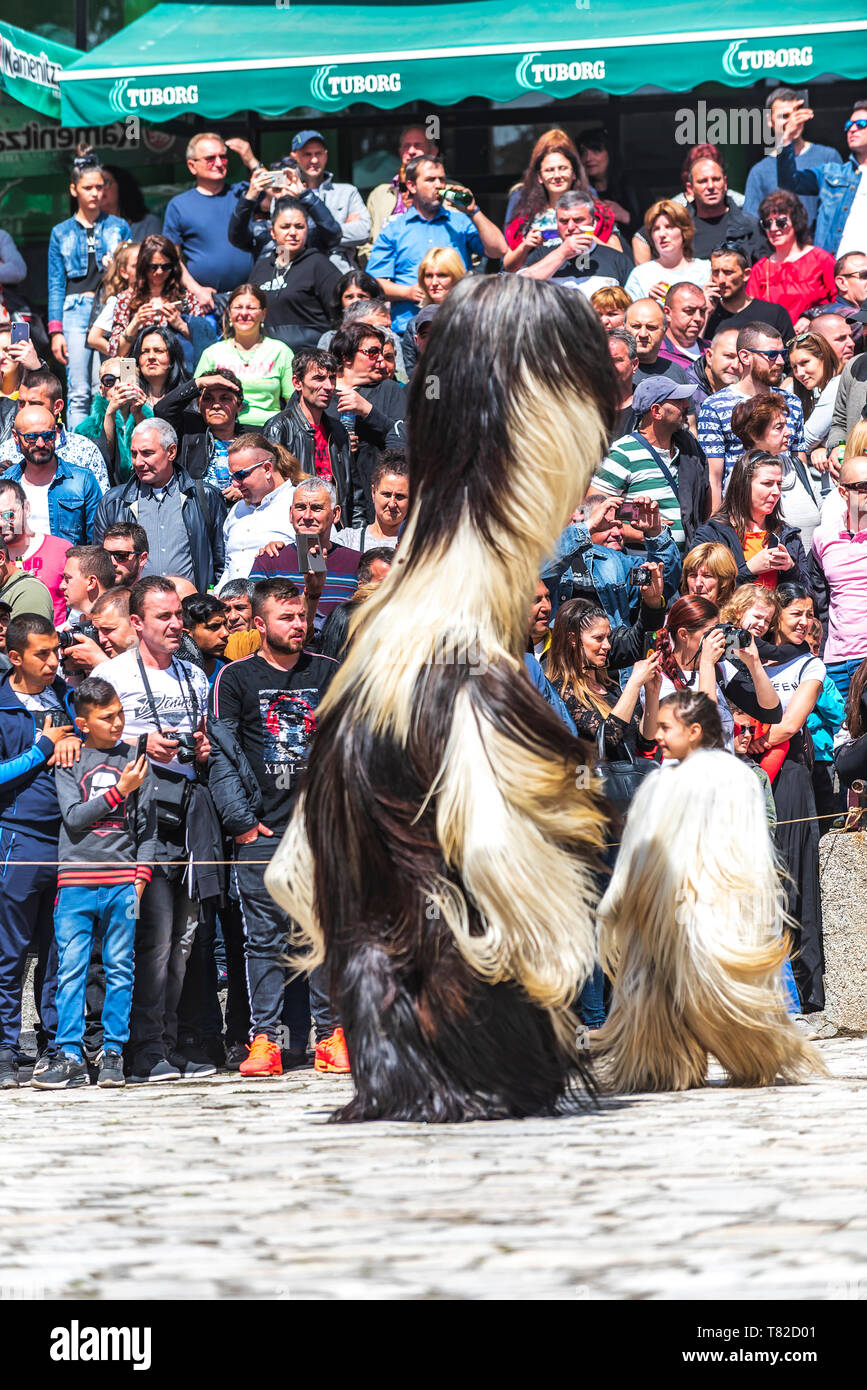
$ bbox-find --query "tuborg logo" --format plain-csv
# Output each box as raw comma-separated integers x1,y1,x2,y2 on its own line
310,65,401,105
722,39,813,77
515,52,606,89
109,78,198,115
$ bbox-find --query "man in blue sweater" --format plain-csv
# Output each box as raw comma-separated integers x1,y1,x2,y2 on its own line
0,614,81,1087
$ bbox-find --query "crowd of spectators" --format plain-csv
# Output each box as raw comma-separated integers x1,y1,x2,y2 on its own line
1,86,867,1088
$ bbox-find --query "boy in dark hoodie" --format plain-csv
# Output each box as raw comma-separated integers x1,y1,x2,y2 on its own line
0,613,81,1089
33,677,156,1090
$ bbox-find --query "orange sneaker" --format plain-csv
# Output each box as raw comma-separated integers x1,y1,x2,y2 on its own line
239,1033,282,1077
314,1027,350,1074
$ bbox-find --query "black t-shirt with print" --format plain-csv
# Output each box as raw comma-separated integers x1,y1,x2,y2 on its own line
209,650,338,831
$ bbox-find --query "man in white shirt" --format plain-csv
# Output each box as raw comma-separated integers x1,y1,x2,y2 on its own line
219,434,296,585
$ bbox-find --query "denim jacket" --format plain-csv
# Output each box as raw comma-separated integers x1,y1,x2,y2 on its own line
1,454,102,544
47,213,131,327
777,144,863,255
541,523,682,626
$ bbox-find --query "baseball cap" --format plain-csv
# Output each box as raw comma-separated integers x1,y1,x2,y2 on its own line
414,304,440,336
632,377,695,414
291,129,326,153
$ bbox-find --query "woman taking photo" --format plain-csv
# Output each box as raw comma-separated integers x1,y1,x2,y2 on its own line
108,234,201,357
547,599,662,760
789,330,842,468
624,200,712,303
251,195,342,350
194,283,294,426
750,583,826,1014
728,393,823,550
655,595,782,749
679,541,738,607
502,130,624,273
131,324,189,409
48,153,131,426
747,191,835,320
693,445,814,591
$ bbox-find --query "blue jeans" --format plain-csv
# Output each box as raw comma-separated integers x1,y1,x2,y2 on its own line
825,658,863,705
54,883,137,1058
0,829,58,1055
62,293,96,428
782,955,801,1015
578,963,606,1028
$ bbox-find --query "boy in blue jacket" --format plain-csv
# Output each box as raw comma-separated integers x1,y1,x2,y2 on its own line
0,614,81,1088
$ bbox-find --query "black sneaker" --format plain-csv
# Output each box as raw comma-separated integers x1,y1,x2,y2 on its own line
31,1053,54,1080
127,1056,182,1084
97,1050,126,1088
30,1052,90,1090
0,1048,18,1089
281,1046,312,1071
224,1041,248,1071
168,1050,216,1080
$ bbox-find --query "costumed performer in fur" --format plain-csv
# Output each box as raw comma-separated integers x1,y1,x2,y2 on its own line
265,273,619,1122
594,749,827,1093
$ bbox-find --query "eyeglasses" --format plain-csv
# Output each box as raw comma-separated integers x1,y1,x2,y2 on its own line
357,345,385,360
841,269,867,280
100,374,119,388
845,119,867,133
15,430,55,443
786,333,815,349
750,348,788,361
841,481,867,494
196,153,228,166
229,460,266,482
106,549,134,562
760,215,791,231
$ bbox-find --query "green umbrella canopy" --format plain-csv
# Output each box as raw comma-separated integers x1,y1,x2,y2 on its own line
58,0,867,126
1,21,81,121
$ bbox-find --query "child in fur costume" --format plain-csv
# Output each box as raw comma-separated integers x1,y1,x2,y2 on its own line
265,274,619,1122
594,722,827,1093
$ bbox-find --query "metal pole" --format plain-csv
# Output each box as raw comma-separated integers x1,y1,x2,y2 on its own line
74,0,89,51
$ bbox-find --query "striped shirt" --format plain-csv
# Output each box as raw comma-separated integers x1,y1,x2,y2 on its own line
697,385,806,482
593,432,685,548
248,540,360,630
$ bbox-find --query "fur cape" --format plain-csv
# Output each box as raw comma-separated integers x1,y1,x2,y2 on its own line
266,274,619,1121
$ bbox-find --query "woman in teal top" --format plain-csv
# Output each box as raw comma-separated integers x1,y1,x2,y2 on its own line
194,283,294,426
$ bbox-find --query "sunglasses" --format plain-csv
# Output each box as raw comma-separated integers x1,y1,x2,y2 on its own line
101,373,119,388
197,153,228,166
841,268,867,280
845,118,867,132
841,481,867,494
750,348,788,361
760,215,791,231
106,549,135,562
357,345,385,360
229,460,266,482
149,262,172,272
15,429,55,443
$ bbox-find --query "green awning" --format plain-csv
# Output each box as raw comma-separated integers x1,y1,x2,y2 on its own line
1,21,81,121
59,0,867,126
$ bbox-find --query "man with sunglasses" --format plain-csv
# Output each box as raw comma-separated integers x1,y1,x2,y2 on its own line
809,456,867,702
220,437,297,584
4,405,102,545
697,322,807,511
102,522,149,586
777,98,867,257
0,367,109,495
162,132,253,315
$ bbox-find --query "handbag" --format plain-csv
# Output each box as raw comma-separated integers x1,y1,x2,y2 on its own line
594,720,656,814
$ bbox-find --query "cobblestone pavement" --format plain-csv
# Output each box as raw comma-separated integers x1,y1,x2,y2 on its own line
2,1035,867,1300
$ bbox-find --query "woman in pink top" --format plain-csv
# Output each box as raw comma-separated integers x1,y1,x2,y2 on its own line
0,479,71,624
747,190,835,321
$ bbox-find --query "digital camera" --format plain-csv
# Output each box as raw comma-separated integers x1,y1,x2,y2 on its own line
719,623,751,659
173,731,198,764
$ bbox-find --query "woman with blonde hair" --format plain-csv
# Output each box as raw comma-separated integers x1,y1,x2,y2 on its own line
87,239,139,357
680,541,738,606
624,199,712,303
416,246,466,308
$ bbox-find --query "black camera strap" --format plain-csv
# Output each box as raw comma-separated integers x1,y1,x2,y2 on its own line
631,431,679,501
135,653,199,737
